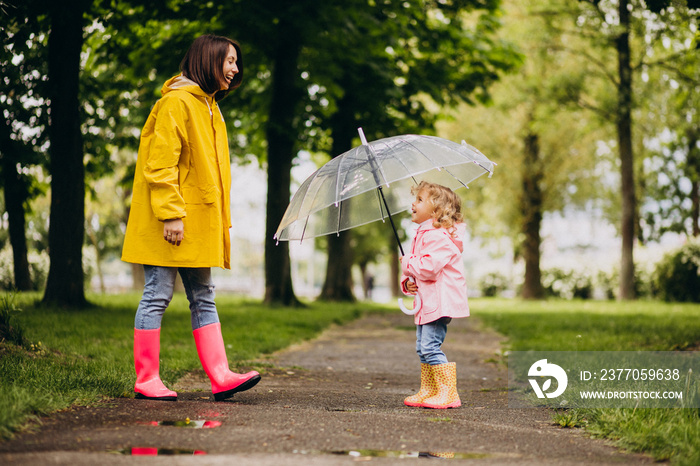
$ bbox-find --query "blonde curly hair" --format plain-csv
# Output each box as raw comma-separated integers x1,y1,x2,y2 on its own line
411,181,463,231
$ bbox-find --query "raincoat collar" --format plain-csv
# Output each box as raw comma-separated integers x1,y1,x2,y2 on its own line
161,74,222,120
415,219,465,253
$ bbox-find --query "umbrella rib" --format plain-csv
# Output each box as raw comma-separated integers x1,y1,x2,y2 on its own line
378,135,446,186
401,136,446,169
375,187,386,221
284,165,325,230
377,185,405,256
300,215,310,244
401,136,490,186
441,165,470,189
334,159,343,206
336,199,343,236
366,144,390,188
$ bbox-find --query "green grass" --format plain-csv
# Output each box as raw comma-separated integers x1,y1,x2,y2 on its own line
471,298,700,466
0,291,389,440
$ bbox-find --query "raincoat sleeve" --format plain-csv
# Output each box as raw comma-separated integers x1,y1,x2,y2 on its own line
401,231,458,282
143,97,188,221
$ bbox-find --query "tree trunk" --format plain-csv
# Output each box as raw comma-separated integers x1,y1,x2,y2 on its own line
0,117,32,291
85,227,105,293
688,131,699,237
42,0,87,307
692,178,699,237
263,19,302,306
131,263,144,290
520,130,545,300
320,114,356,301
616,0,636,300
1,160,32,291
320,232,356,301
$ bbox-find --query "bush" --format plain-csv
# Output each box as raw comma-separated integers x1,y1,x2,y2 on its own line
0,246,49,291
595,264,655,300
542,268,592,300
653,239,700,303
0,292,25,346
479,272,509,297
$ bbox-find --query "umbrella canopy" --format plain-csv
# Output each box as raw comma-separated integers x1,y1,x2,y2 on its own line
274,129,495,251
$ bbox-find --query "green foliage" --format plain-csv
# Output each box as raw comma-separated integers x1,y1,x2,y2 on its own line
474,298,700,464
553,409,587,428
478,271,509,297
542,268,593,300
0,292,24,346
0,246,49,292
0,292,389,440
653,238,700,303
473,298,700,352
584,407,700,466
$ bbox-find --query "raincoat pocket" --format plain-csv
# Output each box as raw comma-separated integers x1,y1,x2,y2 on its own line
182,186,218,205
197,185,219,204
418,280,439,315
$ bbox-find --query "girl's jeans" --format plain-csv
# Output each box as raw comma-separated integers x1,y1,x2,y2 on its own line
135,265,219,331
416,317,452,365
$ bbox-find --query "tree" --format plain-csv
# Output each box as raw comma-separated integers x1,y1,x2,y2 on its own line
638,8,700,241
41,0,91,307
261,9,306,306
0,4,49,291
614,0,636,300
440,0,605,298
574,0,699,299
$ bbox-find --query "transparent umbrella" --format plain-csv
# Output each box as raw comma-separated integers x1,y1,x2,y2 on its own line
274,128,495,314
274,128,496,254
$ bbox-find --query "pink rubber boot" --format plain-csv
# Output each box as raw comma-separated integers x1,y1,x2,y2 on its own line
193,322,261,401
134,328,177,401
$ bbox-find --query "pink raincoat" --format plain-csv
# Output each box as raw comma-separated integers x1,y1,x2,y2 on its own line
400,220,470,325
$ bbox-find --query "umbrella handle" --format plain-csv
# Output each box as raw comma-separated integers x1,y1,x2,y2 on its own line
398,277,419,315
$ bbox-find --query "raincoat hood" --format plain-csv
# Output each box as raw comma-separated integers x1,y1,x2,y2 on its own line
415,220,466,253
162,74,207,96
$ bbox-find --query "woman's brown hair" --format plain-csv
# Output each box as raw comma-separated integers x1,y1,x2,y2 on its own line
180,34,242,101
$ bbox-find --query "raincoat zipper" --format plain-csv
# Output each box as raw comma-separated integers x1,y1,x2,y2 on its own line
205,97,225,123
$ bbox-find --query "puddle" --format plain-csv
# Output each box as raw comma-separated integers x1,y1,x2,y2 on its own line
139,418,222,428
116,447,207,456
293,450,493,460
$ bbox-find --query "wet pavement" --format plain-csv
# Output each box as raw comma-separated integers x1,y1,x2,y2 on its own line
0,313,654,465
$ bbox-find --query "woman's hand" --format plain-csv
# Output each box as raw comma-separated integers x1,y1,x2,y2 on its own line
163,219,184,246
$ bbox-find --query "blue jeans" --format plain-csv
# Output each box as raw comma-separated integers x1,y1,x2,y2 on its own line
135,266,220,331
416,317,451,365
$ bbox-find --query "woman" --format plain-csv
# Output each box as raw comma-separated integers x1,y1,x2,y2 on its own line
122,34,260,402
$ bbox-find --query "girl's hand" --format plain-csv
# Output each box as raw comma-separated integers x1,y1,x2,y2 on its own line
163,219,184,246
405,280,418,295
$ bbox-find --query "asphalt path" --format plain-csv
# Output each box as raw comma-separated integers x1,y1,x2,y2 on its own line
0,312,654,465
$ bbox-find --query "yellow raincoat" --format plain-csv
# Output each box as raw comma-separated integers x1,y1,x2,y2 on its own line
121,75,232,269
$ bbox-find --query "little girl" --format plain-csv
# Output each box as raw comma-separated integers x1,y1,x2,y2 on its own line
400,181,469,409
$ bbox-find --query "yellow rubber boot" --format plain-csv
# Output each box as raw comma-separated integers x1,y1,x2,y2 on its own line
422,362,461,409
404,363,436,407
